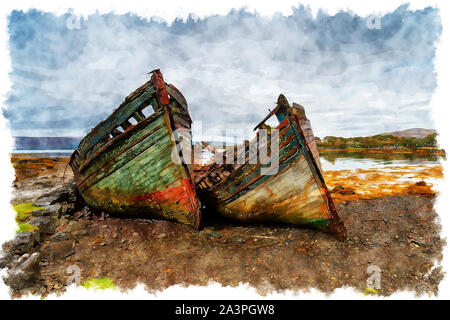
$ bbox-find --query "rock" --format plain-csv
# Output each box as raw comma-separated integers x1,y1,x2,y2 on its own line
208,231,222,238
2,231,40,255
330,185,345,194
10,253,30,268
54,283,63,290
411,239,426,246
57,217,69,229
59,202,77,216
49,231,72,242
339,189,356,195
3,252,40,290
33,183,79,207
71,229,89,239
66,221,87,233
40,240,75,261
29,216,55,235
330,185,355,195
0,251,18,269
0,253,8,269
30,204,62,218
33,196,55,207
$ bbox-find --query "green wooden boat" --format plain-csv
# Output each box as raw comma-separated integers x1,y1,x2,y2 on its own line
69,70,201,228
196,94,346,240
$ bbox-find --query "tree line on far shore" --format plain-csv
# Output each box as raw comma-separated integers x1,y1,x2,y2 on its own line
316,133,438,150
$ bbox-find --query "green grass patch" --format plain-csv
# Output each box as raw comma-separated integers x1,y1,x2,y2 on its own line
16,223,39,233
364,287,379,296
82,278,117,290
13,202,44,222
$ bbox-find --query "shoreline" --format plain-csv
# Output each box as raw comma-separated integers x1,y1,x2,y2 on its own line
318,148,446,156
10,147,447,158
3,153,445,297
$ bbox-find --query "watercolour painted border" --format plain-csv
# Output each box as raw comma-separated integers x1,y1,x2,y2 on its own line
0,0,449,299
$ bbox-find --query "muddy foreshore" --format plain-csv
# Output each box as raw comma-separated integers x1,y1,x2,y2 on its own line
1,157,445,297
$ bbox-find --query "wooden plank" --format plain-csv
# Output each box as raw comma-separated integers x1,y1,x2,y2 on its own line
227,155,316,210
218,124,292,186
133,111,146,122
172,114,191,129
78,109,164,173
77,87,156,157
82,177,197,227
92,158,182,196
127,160,182,194
224,154,328,221
79,131,172,192
79,114,166,176
78,121,168,187
217,130,299,197
166,84,188,111
218,145,302,204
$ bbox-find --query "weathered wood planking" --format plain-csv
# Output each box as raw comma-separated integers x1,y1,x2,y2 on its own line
220,154,328,224
70,70,201,229
196,94,346,240
291,102,322,172
78,87,156,161
78,115,168,191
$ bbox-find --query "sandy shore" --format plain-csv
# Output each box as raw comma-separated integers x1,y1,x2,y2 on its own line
4,156,445,297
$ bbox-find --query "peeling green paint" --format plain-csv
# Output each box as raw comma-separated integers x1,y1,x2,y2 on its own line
306,218,330,229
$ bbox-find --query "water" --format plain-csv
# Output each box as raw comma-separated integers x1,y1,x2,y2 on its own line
11,148,446,170
320,151,445,171
319,151,445,194
11,150,73,157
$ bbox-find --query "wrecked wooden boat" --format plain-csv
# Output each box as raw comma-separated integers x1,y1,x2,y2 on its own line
196,94,346,240
69,70,201,228
291,103,322,172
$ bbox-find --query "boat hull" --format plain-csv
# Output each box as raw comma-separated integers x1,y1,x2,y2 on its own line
70,71,201,228
217,153,331,228
197,96,346,240
78,112,200,227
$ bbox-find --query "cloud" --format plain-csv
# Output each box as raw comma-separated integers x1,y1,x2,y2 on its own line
3,4,442,139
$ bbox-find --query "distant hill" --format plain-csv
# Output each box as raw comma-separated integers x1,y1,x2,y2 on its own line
380,128,436,139
319,127,438,150
14,137,81,150
13,128,437,151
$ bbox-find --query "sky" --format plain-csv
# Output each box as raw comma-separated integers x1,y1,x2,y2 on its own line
2,4,442,140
